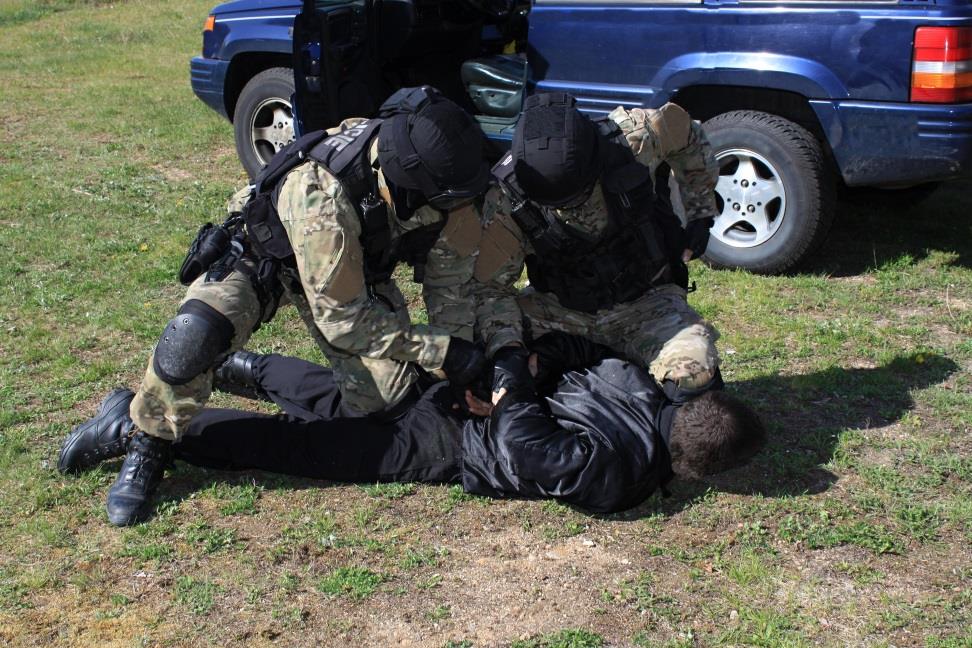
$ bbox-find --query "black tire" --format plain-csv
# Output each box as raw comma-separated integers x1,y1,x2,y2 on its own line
702,110,835,274
233,67,296,180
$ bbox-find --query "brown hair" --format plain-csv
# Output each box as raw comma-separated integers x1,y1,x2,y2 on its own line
668,391,766,479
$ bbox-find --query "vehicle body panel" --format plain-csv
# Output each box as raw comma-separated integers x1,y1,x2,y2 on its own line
191,0,972,185
812,99,972,184
191,0,300,117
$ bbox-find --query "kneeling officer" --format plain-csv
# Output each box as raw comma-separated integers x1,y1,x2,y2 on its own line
100,86,490,526
476,93,722,401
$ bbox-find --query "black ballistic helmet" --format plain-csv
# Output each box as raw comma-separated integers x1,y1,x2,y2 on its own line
377,86,490,209
512,93,603,207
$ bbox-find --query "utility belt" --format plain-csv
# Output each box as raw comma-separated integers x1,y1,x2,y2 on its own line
178,214,285,328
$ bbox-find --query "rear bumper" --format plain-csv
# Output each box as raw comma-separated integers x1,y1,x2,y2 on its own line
811,100,972,187
190,56,231,120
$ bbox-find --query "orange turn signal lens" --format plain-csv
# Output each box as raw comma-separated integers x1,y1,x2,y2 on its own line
203,15,216,32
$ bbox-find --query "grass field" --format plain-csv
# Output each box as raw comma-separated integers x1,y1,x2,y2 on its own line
1,1,971,646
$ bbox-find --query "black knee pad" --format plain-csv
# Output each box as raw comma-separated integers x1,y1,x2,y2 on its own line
153,299,235,385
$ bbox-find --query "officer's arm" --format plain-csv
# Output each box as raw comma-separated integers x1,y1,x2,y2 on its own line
226,184,253,215
610,104,719,224
277,162,450,371
422,203,483,341
472,186,529,357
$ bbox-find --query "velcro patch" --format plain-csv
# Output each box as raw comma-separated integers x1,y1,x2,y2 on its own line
649,103,692,157
440,204,482,257
474,216,522,282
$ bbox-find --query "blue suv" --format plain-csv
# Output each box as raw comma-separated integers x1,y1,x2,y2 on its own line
191,0,972,273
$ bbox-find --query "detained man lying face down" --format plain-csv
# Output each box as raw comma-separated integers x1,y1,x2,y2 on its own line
58,333,765,516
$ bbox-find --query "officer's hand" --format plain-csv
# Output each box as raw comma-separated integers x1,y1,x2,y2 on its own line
683,216,715,261
492,345,533,396
441,337,487,387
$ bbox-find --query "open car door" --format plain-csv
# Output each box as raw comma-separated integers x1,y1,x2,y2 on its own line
292,0,380,135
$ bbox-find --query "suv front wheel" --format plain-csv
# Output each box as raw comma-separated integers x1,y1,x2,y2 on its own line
702,110,835,274
233,67,296,179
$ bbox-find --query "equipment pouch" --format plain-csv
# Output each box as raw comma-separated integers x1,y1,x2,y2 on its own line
179,222,233,286
359,193,394,284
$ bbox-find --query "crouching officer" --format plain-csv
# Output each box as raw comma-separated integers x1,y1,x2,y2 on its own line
475,93,722,400
81,86,490,526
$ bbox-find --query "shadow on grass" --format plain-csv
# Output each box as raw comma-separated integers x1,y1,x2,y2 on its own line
618,351,959,519
799,179,972,277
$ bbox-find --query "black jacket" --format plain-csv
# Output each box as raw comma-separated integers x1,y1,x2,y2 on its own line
461,356,674,513
176,336,675,514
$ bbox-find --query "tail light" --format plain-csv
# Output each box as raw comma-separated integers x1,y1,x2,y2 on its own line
911,26,972,103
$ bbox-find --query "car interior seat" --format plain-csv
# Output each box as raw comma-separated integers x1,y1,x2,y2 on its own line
460,54,527,118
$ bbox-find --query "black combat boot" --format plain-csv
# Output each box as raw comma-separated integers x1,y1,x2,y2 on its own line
105,430,173,526
58,388,135,474
213,351,270,402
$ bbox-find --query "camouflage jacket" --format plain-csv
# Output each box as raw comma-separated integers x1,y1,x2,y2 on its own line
229,124,482,371
473,103,719,356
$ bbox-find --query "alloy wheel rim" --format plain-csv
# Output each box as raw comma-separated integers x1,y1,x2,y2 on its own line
249,97,295,166
712,148,787,249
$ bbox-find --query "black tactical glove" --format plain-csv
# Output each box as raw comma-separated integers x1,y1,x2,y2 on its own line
441,337,487,388
684,216,715,260
530,332,613,394
492,345,534,397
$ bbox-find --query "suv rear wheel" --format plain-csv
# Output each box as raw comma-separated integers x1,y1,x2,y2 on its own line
233,67,296,179
702,110,835,274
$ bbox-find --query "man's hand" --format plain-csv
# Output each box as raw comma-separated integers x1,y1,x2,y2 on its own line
463,352,537,417
682,216,714,262
464,389,494,416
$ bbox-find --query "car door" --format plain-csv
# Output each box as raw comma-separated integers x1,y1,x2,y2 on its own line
292,0,381,134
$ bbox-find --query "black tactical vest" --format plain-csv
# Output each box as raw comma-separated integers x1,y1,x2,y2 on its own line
494,119,687,314
242,119,445,286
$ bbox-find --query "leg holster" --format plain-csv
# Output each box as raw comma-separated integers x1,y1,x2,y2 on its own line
232,256,284,329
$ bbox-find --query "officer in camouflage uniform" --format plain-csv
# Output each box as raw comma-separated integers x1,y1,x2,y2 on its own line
476,93,722,399
68,87,490,526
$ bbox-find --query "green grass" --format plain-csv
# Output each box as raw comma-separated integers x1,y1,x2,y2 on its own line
512,629,605,648
1,0,971,645
174,576,220,616
317,566,385,600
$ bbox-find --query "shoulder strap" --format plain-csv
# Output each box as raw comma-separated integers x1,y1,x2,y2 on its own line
254,129,331,195
306,118,382,175
491,152,552,244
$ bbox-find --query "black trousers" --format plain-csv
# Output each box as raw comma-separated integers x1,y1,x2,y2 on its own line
173,354,463,485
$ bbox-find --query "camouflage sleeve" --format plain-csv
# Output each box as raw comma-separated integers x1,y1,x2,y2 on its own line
472,186,529,357
422,203,483,341
609,104,719,223
226,184,253,215
276,161,451,371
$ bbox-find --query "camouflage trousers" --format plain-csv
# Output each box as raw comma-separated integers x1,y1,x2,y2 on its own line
519,284,720,388
130,268,420,441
